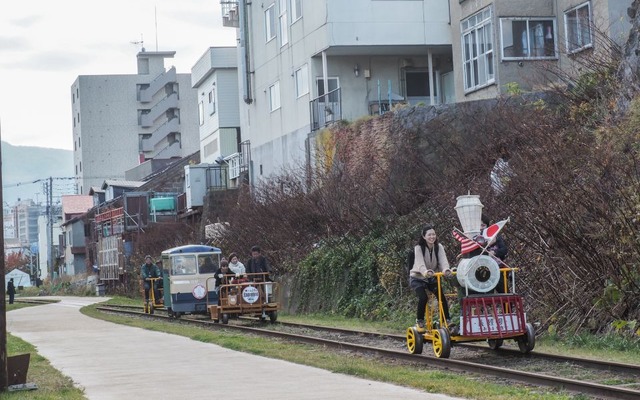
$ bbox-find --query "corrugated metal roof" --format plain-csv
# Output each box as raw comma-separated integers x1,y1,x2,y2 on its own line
101,180,146,190
61,195,94,215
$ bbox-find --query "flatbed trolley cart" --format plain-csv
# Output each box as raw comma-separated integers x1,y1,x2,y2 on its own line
406,267,535,358
208,272,279,324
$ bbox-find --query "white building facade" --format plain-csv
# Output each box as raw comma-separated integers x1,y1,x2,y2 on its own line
221,0,453,184
71,50,200,194
191,47,242,166
450,0,632,101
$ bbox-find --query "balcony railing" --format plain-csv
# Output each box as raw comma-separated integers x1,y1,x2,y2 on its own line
221,1,239,27
225,153,242,179
310,88,342,132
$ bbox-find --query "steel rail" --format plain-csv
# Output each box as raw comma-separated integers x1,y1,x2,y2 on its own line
96,306,640,399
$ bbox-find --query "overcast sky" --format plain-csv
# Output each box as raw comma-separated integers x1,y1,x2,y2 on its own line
0,0,237,150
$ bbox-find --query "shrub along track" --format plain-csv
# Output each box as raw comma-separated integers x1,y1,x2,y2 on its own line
97,305,640,400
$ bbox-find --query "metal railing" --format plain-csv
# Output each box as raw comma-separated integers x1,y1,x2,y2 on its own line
310,87,342,131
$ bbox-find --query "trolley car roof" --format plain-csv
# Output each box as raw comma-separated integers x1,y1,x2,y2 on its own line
161,244,221,255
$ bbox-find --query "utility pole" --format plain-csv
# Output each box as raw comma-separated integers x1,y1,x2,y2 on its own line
1,119,9,391
49,177,53,281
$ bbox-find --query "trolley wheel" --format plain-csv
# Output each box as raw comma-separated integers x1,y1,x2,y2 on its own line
149,303,154,315
221,313,229,324
143,303,148,314
167,308,174,319
488,339,504,350
406,327,424,355
269,311,278,323
432,328,451,358
517,323,536,353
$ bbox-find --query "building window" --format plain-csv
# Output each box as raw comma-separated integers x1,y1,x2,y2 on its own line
265,4,276,42
279,0,288,46
565,2,592,53
208,89,216,115
269,81,281,111
295,64,309,98
291,0,301,22
198,101,205,125
461,7,494,92
500,18,557,60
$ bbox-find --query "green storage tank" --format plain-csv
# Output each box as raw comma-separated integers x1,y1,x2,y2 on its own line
150,197,175,212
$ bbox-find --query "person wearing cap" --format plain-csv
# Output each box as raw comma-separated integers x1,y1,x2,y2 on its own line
141,255,162,302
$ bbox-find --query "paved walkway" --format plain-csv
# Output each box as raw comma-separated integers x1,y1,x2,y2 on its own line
7,297,463,400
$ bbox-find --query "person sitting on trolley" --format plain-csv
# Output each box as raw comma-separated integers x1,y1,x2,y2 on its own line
141,255,162,303
479,214,509,294
246,245,272,281
409,225,453,332
199,256,217,274
228,252,246,276
214,259,234,288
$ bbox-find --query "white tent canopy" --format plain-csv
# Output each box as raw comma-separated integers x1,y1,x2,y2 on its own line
5,269,32,289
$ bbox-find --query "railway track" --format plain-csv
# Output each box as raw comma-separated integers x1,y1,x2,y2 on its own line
96,305,640,399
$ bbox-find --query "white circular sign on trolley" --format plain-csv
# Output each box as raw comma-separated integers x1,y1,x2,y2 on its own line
192,284,206,299
242,286,259,304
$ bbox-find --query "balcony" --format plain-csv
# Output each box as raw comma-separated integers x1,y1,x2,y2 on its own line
139,92,179,127
141,117,180,151
310,88,342,132
138,67,177,103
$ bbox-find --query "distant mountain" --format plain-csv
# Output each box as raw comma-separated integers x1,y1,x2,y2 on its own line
1,141,74,205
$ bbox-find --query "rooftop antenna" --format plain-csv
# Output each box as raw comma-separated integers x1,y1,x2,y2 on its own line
130,33,145,52
155,6,159,51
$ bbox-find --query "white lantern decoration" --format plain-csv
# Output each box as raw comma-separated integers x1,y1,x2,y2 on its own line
455,194,483,238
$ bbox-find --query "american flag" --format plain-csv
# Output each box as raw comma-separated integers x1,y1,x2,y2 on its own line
452,230,481,254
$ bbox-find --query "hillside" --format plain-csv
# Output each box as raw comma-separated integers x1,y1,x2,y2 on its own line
1,141,74,205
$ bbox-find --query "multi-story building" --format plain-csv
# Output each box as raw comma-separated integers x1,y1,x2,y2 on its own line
191,47,241,166
220,0,453,184
450,0,631,101
71,50,200,194
60,195,93,276
12,199,42,247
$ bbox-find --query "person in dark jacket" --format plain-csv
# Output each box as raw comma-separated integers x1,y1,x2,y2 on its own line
480,215,509,293
214,258,233,287
245,245,271,281
141,255,162,302
7,278,16,304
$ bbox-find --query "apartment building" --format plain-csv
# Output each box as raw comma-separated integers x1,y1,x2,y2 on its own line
221,0,453,183
191,47,242,165
450,0,631,101
71,50,200,194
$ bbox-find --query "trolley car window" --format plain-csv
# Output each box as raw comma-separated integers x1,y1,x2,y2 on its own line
198,255,218,274
171,255,197,275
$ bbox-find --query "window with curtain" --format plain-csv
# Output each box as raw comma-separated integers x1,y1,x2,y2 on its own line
500,18,557,60
269,81,281,111
279,0,288,46
265,4,276,42
295,64,309,98
565,2,592,53
461,7,494,92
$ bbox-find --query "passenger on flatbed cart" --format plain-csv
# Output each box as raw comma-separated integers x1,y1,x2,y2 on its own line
228,252,246,275
214,259,234,288
246,245,272,281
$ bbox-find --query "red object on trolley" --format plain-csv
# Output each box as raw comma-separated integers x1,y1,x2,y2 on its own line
460,295,527,337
